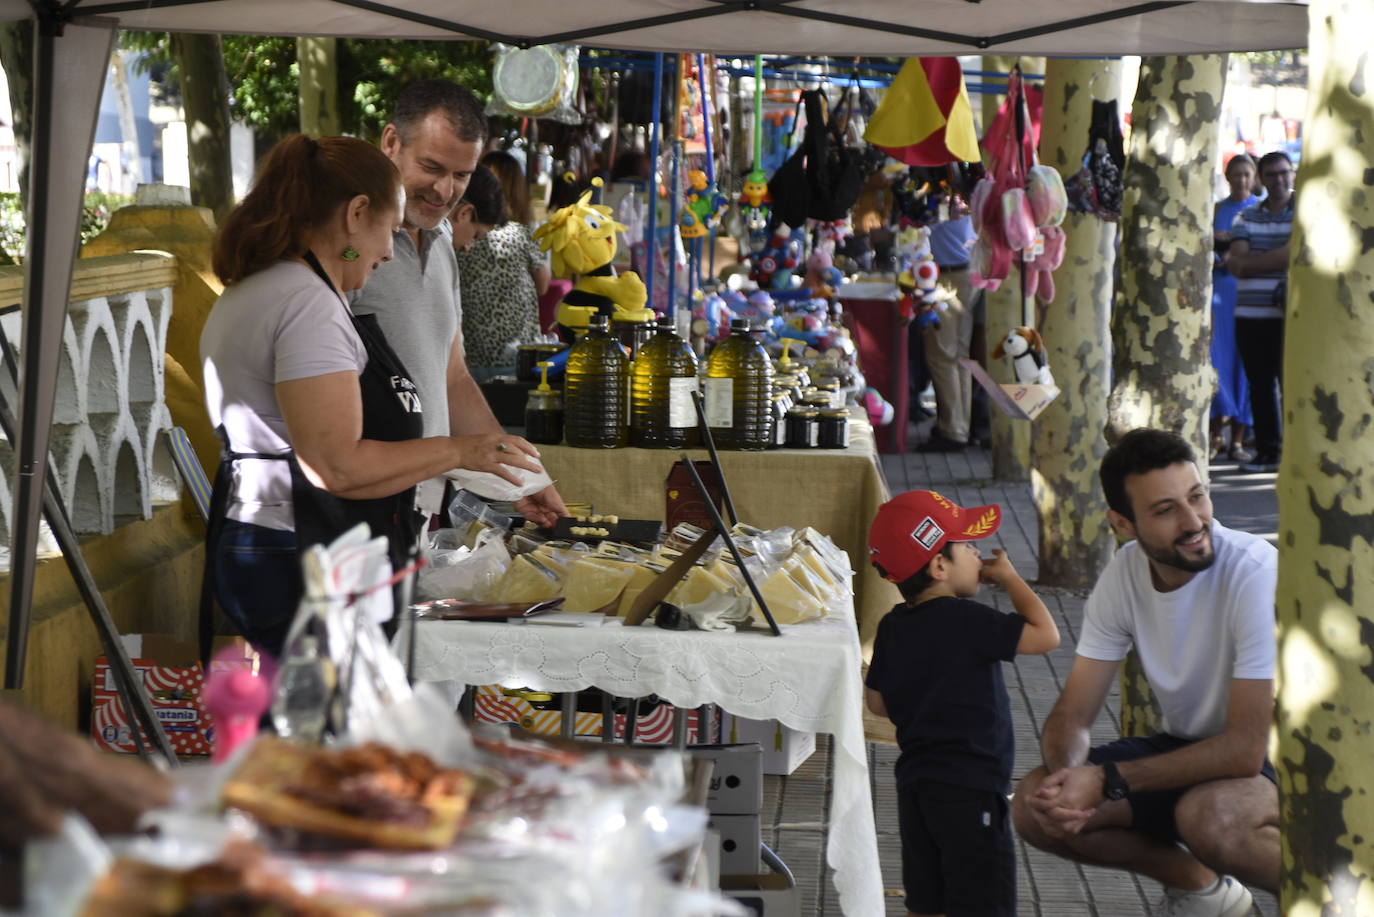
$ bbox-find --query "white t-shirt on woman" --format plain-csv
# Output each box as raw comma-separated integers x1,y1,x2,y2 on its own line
201,260,366,532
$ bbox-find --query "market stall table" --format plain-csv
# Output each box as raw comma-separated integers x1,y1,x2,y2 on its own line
409,599,882,916
534,410,900,653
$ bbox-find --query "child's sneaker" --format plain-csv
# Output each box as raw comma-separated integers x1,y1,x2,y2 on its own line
1156,875,1253,916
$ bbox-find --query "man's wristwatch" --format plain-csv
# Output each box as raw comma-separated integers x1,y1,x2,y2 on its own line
1101,761,1130,801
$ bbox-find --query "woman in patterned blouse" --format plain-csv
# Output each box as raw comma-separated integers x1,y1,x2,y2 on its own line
455,152,552,378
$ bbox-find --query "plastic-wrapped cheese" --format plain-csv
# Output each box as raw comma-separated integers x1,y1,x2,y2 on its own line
781,555,837,607
666,565,734,608
753,566,824,626
562,556,639,613
616,563,664,618
489,554,563,603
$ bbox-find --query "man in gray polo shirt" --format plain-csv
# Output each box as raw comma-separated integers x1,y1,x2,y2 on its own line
352,80,565,526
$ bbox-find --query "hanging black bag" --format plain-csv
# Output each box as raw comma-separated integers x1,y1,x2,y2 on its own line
767,94,810,229
804,88,864,222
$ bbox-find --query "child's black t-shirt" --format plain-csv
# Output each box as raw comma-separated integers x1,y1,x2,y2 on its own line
865,596,1026,794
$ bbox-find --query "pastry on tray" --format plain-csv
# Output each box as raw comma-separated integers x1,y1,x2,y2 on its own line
222,739,473,851
79,839,373,916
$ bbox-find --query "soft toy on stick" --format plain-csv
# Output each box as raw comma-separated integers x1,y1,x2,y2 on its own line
992,327,1055,387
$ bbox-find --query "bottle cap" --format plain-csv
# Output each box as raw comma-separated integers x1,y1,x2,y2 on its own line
588,313,609,329
729,318,750,332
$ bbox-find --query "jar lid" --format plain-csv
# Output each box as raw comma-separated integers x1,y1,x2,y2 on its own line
787,407,819,419
819,407,849,419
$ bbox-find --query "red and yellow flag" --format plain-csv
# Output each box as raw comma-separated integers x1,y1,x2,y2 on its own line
864,57,980,166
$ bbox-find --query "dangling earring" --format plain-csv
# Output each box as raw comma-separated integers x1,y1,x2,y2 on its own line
342,244,360,262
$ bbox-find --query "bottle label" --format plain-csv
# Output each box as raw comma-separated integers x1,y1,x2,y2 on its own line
668,377,697,428
704,378,733,427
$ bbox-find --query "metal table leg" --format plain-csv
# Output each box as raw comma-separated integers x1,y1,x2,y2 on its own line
560,691,576,739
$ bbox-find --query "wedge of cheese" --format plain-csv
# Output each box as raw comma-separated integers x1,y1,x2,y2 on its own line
753,566,824,627
615,563,664,618
562,556,640,613
666,565,736,608
489,554,564,603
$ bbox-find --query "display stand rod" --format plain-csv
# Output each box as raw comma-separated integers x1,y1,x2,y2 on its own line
645,51,664,313
696,53,716,290
667,139,680,320
689,390,739,526
0,328,175,766
678,455,781,636
753,55,764,171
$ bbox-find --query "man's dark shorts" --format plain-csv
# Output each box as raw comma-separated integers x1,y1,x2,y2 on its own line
1087,733,1278,842
898,779,1015,916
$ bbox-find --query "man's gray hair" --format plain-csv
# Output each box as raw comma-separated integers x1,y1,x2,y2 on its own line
391,79,486,146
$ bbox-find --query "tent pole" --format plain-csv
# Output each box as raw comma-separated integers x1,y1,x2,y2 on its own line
5,12,116,689
644,52,664,313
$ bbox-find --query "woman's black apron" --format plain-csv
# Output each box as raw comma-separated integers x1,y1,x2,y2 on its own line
199,253,423,662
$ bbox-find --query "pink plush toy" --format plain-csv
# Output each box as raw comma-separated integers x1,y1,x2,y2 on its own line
862,386,894,427
1023,226,1067,303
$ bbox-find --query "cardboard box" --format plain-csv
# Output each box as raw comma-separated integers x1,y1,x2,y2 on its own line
721,713,817,776
720,873,802,917
91,634,253,756
707,814,761,876
961,358,1060,421
472,684,712,744
684,743,763,814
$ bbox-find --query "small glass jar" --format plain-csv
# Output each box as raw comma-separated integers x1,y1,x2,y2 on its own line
817,408,850,449
784,407,819,449
524,386,564,445
770,395,790,448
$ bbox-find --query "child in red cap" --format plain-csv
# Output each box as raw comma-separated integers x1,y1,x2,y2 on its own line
866,489,1059,917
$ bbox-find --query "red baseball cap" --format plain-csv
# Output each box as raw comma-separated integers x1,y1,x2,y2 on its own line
868,490,1002,582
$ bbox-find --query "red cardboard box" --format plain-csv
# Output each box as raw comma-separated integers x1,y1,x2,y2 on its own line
473,684,713,744
91,634,253,756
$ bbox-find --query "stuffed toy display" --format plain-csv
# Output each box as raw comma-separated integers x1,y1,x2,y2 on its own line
533,181,655,338
969,67,1068,304
991,326,1055,387
748,225,803,290
681,168,729,240
803,249,844,299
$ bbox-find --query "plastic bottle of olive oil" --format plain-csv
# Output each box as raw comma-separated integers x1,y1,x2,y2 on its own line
631,316,700,448
563,314,628,448
703,319,774,450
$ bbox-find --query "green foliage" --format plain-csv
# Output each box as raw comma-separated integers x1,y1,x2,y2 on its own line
120,31,495,144
0,192,132,265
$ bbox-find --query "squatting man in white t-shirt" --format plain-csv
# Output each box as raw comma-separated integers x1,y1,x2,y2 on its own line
1011,428,1278,917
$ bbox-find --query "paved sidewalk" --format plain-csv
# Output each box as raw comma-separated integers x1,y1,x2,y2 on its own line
759,444,1279,916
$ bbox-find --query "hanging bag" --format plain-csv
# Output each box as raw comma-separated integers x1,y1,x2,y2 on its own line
806,87,864,222
767,94,810,229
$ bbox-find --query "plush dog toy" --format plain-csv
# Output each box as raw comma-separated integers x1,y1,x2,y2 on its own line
991,327,1055,387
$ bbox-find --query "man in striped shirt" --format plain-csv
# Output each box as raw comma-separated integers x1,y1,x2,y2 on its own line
1226,151,1294,474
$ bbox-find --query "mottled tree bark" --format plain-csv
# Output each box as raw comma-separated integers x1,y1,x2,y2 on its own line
1105,54,1227,467
297,37,339,137
1109,55,1227,737
1277,5,1374,913
1031,58,1121,588
171,33,234,221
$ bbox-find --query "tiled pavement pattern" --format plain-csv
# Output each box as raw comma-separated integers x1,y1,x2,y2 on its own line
758,444,1281,916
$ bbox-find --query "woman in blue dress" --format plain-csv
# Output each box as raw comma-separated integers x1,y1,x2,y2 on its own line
1211,154,1259,462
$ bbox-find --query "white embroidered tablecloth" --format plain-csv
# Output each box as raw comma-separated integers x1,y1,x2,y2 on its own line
409,603,882,916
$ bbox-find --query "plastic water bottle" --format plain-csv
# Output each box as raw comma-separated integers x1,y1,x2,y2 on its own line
271,635,331,744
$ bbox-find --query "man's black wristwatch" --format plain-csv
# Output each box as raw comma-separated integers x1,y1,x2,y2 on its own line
1101,761,1130,801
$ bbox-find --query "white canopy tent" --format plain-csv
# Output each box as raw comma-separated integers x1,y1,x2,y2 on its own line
0,0,1307,716
0,1,1311,911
